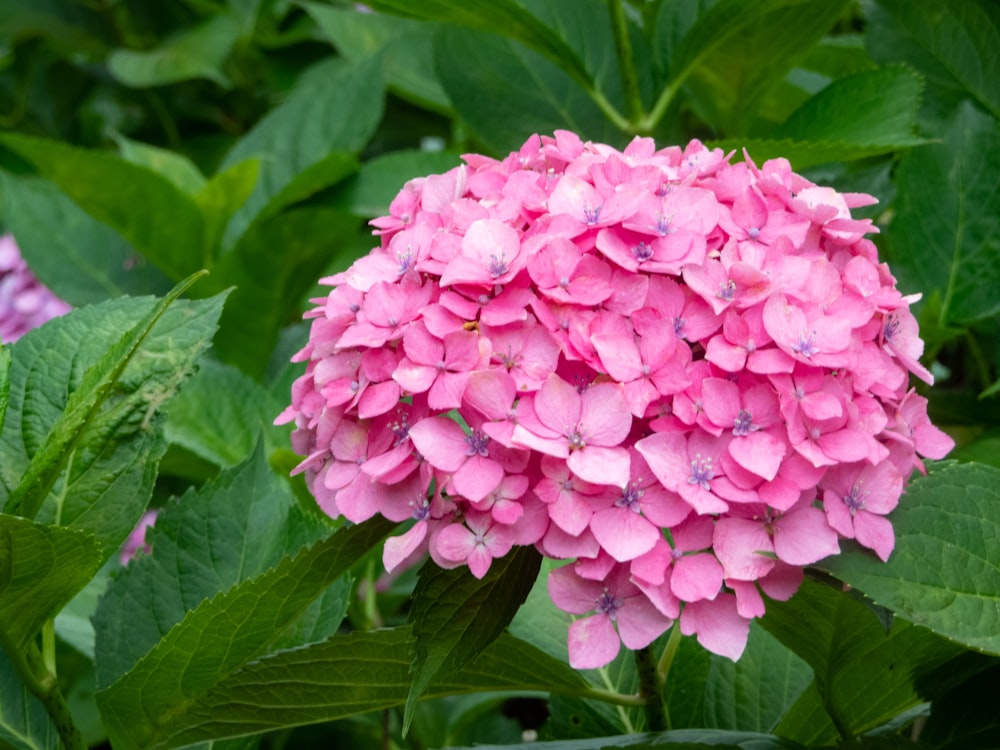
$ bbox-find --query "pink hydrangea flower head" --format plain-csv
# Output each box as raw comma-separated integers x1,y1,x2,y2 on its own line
279,132,952,669
0,234,71,343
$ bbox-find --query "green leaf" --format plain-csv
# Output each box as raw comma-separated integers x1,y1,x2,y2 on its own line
199,207,357,377
107,14,241,88
0,515,101,651
359,0,594,94
434,24,620,155
195,159,260,260
700,623,812,732
772,67,925,147
884,102,1000,324
219,56,382,246
164,358,285,468
865,0,1000,120
761,578,968,742
54,561,113,659
330,149,462,217
92,442,331,688
113,133,207,195
404,545,542,730
0,173,172,305
2,272,208,519
0,649,57,750
304,3,451,111
104,627,585,749
94,516,395,750
679,0,854,135
0,287,226,562
920,663,1000,748
440,728,807,750
0,133,206,282
819,462,1000,655
0,345,8,433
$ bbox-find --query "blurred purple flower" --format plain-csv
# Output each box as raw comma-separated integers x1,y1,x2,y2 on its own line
0,234,71,343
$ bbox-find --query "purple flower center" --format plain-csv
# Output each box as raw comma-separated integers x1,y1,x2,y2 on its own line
718,279,736,301
632,242,653,262
687,453,714,490
845,483,867,515
747,227,760,239
488,254,509,278
733,408,756,436
884,314,900,342
616,481,644,512
583,204,602,225
673,316,687,338
390,411,411,445
397,246,415,274
655,213,673,236
410,498,430,522
566,425,586,451
465,429,490,457
596,589,623,620
793,330,818,358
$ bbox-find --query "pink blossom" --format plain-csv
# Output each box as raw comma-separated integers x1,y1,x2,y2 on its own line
0,234,70,343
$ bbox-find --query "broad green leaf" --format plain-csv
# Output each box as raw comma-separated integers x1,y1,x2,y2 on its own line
700,623,812,732
434,25,620,155
109,627,585,749
0,649,57,750
865,0,1000,121
92,443,332,688
359,0,594,94
256,151,358,225
330,148,462,217
0,515,101,650
442,728,807,750
0,173,172,305
680,0,853,135
770,681,839,747
2,273,208,520
195,159,260,261
95,516,396,750
950,432,1000,469
0,288,226,562
164,358,285,468
219,56,382,246
920,663,1000,748
760,578,968,742
304,3,450,111
107,14,241,88
113,133,207,195
0,345,8,433
771,67,925,147
0,133,206,282
819,462,1000,655
198,207,358,377
883,102,1000,324
404,545,542,729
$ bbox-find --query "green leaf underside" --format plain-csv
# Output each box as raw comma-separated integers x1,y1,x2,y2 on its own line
820,462,1000,655
218,56,382,246
0,289,225,562
0,174,172,306
95,516,396,750
761,577,969,743
0,133,206,282
405,546,543,729
108,627,592,750
93,443,330,688
0,515,101,651
885,102,1000,324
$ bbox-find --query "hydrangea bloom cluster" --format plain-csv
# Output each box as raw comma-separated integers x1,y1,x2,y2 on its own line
278,132,953,668
0,234,71,343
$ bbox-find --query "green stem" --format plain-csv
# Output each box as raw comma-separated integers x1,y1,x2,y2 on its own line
635,645,667,732
608,0,644,126
639,79,683,134
0,627,85,750
574,685,646,708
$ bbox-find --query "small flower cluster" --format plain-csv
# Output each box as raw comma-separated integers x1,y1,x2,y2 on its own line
0,234,71,343
278,132,953,668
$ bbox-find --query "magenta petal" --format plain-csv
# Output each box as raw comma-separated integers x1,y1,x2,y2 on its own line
773,507,839,565
616,595,673,650
670,553,724,602
534,374,582,432
408,417,468,472
580,383,632,445
452,456,504,502
713,517,775,580
568,614,621,669
729,430,787,481
590,507,659,562
383,522,427,572
854,512,895,562
568,445,630,487
679,594,750,661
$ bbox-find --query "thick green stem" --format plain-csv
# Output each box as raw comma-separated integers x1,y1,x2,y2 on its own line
608,0,644,126
635,644,667,732
0,627,85,750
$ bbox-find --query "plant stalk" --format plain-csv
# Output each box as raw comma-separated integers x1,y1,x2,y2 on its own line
635,644,667,732
0,626,85,750
608,0,644,127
